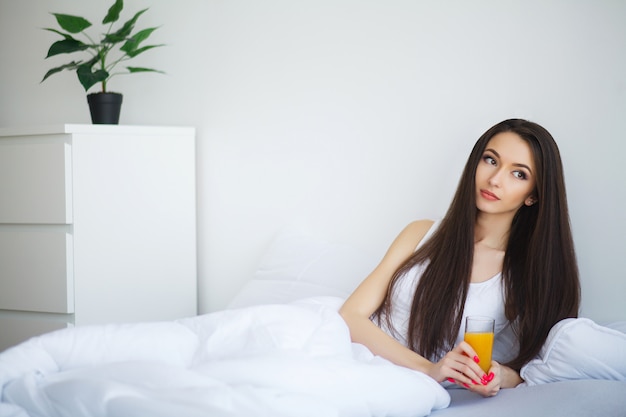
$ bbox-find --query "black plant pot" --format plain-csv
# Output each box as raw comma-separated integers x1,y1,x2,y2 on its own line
87,92,123,124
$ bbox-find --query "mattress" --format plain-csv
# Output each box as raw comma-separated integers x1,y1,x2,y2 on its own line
435,380,626,417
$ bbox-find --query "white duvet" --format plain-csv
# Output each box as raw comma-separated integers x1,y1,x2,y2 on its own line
0,297,450,417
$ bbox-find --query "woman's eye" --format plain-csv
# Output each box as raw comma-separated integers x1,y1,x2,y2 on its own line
513,171,527,180
483,155,496,165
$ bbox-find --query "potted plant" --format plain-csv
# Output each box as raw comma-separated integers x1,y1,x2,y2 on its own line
41,0,164,124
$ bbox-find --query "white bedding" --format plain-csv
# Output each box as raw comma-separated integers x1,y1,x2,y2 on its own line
3,230,626,417
0,297,450,417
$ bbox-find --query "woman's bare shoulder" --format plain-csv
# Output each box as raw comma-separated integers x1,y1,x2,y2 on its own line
402,219,436,243
388,219,436,255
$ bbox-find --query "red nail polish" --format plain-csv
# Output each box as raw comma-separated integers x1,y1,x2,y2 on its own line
473,355,480,363
487,372,495,381
472,380,478,385
447,378,455,383
462,383,470,388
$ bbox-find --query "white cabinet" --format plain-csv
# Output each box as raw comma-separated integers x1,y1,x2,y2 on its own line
0,124,197,352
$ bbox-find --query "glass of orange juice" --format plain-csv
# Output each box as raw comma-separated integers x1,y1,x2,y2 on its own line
464,316,494,373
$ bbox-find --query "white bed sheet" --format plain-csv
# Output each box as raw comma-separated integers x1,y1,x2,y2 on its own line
0,297,449,417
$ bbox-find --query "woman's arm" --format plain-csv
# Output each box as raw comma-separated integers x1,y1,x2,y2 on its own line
500,364,523,388
339,220,487,387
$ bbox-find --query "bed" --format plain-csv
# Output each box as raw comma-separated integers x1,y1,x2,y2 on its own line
1,231,625,417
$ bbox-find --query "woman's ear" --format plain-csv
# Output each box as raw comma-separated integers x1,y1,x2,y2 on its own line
525,196,537,206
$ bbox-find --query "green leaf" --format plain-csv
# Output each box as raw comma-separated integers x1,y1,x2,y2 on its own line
52,13,92,33
103,8,147,43
130,27,158,44
126,67,165,74
43,27,74,40
122,43,164,58
77,61,109,91
41,61,83,82
103,0,124,24
46,39,89,58
119,27,158,54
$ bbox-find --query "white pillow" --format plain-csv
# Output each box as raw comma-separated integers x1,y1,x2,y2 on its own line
228,232,377,309
520,318,626,385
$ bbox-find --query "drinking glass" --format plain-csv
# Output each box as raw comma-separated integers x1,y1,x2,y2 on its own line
464,316,495,373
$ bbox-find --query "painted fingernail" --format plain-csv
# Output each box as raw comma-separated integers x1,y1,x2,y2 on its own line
473,355,480,363
462,383,470,388
472,380,479,385
481,376,489,385
487,372,495,381
447,378,455,383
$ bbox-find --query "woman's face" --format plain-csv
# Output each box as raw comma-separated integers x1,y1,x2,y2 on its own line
475,131,537,216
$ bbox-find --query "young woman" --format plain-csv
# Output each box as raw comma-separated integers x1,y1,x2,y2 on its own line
339,119,580,397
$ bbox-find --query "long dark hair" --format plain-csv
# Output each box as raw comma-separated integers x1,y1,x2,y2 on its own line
374,119,580,371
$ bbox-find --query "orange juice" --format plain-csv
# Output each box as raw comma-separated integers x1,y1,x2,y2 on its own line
464,331,494,373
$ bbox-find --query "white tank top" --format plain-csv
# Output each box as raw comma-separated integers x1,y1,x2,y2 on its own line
378,220,515,362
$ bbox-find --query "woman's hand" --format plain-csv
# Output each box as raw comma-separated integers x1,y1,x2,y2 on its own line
443,359,523,397
428,341,488,388
464,361,502,397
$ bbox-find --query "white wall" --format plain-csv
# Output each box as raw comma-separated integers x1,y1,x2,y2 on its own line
1,0,625,322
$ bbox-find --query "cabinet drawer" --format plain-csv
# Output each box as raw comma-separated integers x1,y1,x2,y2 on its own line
0,140,72,224
0,314,72,352
0,228,74,313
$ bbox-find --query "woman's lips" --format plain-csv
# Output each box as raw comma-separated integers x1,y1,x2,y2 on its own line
480,189,500,201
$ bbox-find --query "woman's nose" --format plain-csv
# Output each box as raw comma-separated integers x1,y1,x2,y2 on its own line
488,169,503,186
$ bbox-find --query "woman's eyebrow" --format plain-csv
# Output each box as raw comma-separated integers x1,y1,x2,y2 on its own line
485,148,533,174
485,148,499,157
515,163,533,174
